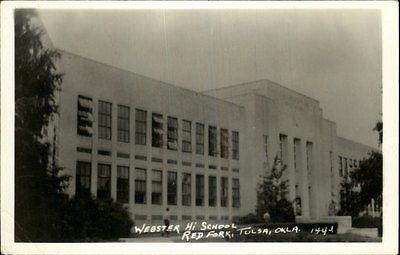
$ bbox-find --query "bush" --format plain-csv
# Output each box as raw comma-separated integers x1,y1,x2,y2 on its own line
352,216,382,228
236,213,262,224
269,199,295,223
56,195,134,241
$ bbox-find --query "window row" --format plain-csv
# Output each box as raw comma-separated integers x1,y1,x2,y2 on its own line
77,96,239,159
76,161,240,207
338,156,361,177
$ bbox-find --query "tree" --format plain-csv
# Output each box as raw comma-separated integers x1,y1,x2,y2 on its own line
256,156,295,223
15,9,68,241
338,121,383,217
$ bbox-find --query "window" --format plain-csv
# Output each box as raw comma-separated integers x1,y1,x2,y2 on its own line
306,142,313,182
196,123,204,155
339,156,343,177
294,138,300,170
208,176,217,207
220,177,228,207
182,120,192,153
167,117,178,150
349,159,353,169
97,164,111,200
117,166,129,203
98,101,112,140
135,109,147,145
232,178,240,208
77,96,94,137
118,105,130,143
220,129,229,159
167,171,177,205
182,173,191,206
195,174,204,206
208,126,217,157
232,131,239,160
152,113,163,148
152,170,162,205
135,168,146,204
279,134,288,163
76,161,91,196
263,135,268,161
344,158,348,176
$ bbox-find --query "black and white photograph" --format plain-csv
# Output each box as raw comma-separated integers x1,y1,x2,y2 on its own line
1,1,398,254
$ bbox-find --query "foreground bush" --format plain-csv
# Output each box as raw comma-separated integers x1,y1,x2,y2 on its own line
55,195,134,241
352,216,382,228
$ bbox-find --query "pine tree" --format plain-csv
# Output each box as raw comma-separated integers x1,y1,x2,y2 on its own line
14,9,68,241
256,156,295,223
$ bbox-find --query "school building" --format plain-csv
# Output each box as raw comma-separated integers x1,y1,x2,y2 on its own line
53,50,375,225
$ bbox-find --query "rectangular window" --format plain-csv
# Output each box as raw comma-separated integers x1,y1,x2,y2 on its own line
97,164,111,200
117,105,130,143
232,178,240,208
195,174,204,206
76,161,91,196
220,129,229,159
208,126,217,157
196,123,204,155
77,95,94,137
152,170,162,205
167,117,178,150
221,177,228,207
135,168,146,204
306,142,313,183
167,171,177,205
182,173,191,206
339,156,343,177
117,166,129,203
182,120,192,153
232,131,239,160
294,138,300,170
279,134,288,163
263,135,268,161
208,176,217,207
344,158,348,176
152,113,163,148
98,101,112,140
135,109,147,145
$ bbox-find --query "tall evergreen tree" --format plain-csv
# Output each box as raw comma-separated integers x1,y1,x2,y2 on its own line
256,156,295,223
14,9,67,241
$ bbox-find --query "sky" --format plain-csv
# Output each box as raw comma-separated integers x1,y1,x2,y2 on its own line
38,9,382,148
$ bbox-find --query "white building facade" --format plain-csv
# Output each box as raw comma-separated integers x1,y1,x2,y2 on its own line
54,51,375,225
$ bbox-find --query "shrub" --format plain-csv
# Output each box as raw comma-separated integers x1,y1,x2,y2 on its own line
56,195,134,241
269,199,295,223
352,216,382,228
236,213,262,224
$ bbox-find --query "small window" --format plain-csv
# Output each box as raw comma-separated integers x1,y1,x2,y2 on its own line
221,177,228,207
98,101,112,140
77,96,94,137
232,178,240,208
152,113,163,148
135,109,147,145
182,173,191,206
152,170,162,205
76,161,91,196
195,174,204,206
220,129,229,159
232,131,239,160
208,126,217,157
208,176,217,207
167,117,178,150
135,168,146,204
167,171,177,205
339,156,343,177
196,123,204,155
182,120,192,153
117,166,129,203
97,164,111,200
118,105,130,143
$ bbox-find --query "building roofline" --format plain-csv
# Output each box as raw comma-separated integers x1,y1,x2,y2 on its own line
56,48,245,110
203,78,320,104
337,136,378,151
